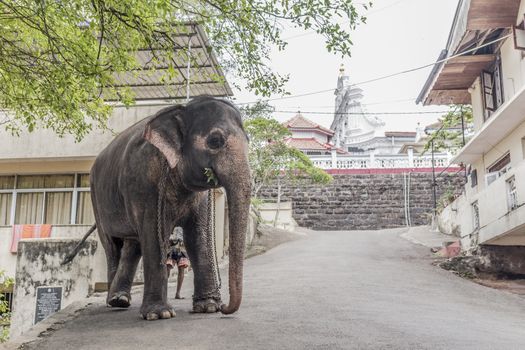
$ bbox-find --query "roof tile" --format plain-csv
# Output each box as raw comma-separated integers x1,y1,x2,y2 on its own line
283,114,334,135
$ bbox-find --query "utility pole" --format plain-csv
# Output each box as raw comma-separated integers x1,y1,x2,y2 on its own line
460,105,466,146
460,105,468,180
431,139,437,216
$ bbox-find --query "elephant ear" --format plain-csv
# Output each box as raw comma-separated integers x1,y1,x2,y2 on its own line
143,106,185,169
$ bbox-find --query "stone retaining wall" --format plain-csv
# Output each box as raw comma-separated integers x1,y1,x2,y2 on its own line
259,172,465,230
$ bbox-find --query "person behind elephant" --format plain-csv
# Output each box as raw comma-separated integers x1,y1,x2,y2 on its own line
166,227,189,299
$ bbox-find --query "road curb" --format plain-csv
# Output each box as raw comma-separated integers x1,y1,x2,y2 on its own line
2,295,105,350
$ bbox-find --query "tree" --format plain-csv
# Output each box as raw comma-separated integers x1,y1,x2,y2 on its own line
0,1,369,140
424,105,473,154
243,103,332,225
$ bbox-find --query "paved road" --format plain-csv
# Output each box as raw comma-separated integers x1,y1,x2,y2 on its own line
23,228,525,349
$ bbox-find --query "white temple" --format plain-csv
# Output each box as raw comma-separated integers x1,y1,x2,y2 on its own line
330,65,416,156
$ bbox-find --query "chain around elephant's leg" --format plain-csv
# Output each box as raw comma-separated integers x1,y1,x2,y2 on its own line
183,198,222,313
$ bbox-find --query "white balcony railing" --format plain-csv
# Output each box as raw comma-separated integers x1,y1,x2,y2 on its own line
438,160,525,249
310,153,451,170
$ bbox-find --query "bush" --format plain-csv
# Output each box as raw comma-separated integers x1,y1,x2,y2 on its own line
0,270,14,343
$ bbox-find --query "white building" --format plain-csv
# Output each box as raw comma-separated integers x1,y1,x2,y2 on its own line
331,66,417,156
418,0,525,253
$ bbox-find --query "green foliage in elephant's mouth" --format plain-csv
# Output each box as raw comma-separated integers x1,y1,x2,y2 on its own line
204,168,219,186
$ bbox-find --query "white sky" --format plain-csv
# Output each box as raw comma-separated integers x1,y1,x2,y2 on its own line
229,0,459,132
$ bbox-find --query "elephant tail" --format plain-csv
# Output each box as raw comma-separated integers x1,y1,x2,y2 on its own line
61,224,97,265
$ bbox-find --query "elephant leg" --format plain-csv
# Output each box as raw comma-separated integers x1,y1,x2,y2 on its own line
183,206,222,313
107,239,141,308
99,232,121,303
139,210,175,320
92,191,121,297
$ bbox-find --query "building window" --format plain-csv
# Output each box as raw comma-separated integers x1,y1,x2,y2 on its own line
0,176,14,226
481,57,504,120
507,176,518,211
470,169,478,188
485,152,511,186
472,201,480,230
0,173,93,226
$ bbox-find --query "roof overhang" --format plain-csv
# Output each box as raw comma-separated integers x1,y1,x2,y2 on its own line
417,0,520,106
453,84,525,164
466,0,521,30
423,54,495,105
107,23,233,102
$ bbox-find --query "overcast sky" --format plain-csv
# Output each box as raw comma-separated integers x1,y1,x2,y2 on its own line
230,0,459,132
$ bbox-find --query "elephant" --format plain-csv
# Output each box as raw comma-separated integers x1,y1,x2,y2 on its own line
88,95,251,320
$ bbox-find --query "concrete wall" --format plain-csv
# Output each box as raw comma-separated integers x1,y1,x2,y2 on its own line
0,225,107,284
258,202,297,231
10,239,97,338
438,194,475,249
470,78,484,133
0,103,169,162
259,172,465,230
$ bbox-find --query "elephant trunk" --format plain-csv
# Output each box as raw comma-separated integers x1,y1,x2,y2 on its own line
219,160,251,315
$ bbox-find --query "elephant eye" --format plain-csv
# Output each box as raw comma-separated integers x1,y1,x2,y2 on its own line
206,131,226,150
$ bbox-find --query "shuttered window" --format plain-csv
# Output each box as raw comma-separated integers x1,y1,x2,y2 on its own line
482,57,504,121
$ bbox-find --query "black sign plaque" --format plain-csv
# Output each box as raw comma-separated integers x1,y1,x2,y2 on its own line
34,286,62,324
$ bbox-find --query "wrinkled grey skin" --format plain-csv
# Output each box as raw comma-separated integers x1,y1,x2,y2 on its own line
90,96,251,320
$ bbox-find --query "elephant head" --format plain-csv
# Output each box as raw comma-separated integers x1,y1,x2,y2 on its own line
143,96,251,314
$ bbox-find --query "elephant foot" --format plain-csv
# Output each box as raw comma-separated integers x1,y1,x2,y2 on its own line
192,298,221,313
140,303,176,321
107,292,131,308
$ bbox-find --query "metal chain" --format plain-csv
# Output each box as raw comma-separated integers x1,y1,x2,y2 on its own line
206,189,222,293
211,189,222,290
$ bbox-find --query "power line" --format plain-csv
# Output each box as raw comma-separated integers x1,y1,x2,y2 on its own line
280,98,415,110
273,109,448,116
278,97,416,109
237,33,512,105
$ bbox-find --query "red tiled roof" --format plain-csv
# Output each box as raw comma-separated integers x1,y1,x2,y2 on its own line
384,131,417,137
285,138,347,154
283,114,334,135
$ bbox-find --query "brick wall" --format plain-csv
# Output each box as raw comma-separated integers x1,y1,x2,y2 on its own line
259,172,465,230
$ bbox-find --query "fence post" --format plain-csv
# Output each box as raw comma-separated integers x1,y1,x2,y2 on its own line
331,149,337,169
408,147,414,168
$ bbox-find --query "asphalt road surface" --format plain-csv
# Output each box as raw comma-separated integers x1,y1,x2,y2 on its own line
22,228,525,349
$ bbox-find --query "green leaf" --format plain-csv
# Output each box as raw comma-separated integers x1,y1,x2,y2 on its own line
0,0,366,140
